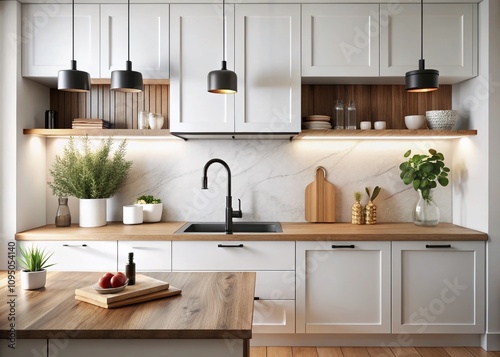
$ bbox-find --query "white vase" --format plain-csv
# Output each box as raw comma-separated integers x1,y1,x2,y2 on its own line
137,203,163,222
79,198,107,227
21,269,47,290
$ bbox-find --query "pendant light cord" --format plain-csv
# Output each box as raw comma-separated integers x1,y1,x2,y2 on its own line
127,0,131,62
222,0,226,62
71,0,75,61
420,0,424,60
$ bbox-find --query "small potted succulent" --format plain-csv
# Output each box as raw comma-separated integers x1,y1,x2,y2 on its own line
18,245,56,290
135,195,163,222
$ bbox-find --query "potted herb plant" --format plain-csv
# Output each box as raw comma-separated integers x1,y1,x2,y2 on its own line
135,195,163,222
399,148,450,226
18,245,56,290
48,137,133,227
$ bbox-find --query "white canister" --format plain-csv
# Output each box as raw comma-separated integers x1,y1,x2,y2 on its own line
374,121,386,130
148,113,164,130
123,205,143,225
360,121,371,130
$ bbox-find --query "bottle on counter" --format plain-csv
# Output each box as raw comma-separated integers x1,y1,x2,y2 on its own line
126,252,136,285
55,197,71,227
333,99,344,129
346,100,356,130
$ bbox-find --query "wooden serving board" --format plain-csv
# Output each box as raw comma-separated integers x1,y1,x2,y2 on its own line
76,286,182,308
305,166,336,223
75,274,170,304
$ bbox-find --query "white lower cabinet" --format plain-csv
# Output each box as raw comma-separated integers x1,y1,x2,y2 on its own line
296,241,391,333
18,241,117,272
392,241,485,334
117,241,171,272
172,241,295,333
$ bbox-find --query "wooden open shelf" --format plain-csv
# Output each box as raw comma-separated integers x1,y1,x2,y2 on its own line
23,128,477,139
294,129,477,139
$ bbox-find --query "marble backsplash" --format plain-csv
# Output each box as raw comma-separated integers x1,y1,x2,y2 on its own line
45,137,453,224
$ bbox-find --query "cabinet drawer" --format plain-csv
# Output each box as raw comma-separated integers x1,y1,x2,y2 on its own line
253,300,295,334
18,241,117,272
172,241,295,271
255,271,295,300
118,241,171,272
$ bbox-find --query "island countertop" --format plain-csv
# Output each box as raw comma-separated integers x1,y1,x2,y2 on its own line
15,222,487,241
0,271,256,340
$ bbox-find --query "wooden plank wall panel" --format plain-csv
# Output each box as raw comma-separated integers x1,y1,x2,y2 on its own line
302,84,452,129
50,84,169,129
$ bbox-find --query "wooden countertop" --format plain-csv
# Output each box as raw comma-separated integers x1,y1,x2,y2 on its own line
15,222,487,241
0,271,255,339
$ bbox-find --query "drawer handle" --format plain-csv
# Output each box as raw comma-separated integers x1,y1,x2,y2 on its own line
331,244,355,249
254,297,260,300
217,244,244,248
425,244,452,249
63,244,87,247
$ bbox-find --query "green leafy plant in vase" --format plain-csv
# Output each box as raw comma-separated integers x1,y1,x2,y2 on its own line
135,195,163,223
18,245,56,290
48,136,133,227
364,186,381,225
399,148,450,226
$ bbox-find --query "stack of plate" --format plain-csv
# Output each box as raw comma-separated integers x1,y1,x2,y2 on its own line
302,115,332,130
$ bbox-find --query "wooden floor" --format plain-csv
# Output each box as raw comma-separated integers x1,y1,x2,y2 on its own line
250,347,500,357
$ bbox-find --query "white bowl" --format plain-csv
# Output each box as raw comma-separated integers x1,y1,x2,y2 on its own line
404,115,425,129
374,121,386,130
426,110,457,130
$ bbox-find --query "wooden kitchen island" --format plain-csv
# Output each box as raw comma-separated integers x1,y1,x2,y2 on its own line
0,271,256,357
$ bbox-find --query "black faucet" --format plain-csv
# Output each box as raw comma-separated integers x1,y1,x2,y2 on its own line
202,158,242,234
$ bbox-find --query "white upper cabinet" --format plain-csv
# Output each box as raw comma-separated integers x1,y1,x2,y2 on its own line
302,4,380,78
380,3,477,82
170,4,300,135
22,4,100,80
392,241,485,334
169,4,235,134
100,4,169,79
235,4,301,134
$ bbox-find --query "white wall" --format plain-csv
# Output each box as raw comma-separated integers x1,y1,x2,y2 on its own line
452,0,500,350
0,1,49,270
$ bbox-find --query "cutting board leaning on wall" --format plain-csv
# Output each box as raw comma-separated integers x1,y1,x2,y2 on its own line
305,166,336,223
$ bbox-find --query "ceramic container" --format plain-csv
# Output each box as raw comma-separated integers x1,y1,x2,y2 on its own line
426,110,458,130
360,121,371,130
374,121,386,130
136,203,163,222
404,115,425,129
123,205,143,225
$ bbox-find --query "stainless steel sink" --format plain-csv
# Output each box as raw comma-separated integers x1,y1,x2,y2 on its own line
175,222,282,234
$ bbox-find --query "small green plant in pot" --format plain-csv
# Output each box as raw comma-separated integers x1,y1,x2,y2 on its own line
135,195,163,223
18,245,56,290
399,148,450,226
48,136,133,227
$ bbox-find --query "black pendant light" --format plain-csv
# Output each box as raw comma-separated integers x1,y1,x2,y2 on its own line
405,0,439,93
58,0,90,92
111,0,143,93
207,0,237,94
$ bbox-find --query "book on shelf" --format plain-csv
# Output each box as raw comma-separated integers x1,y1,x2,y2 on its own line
72,118,111,129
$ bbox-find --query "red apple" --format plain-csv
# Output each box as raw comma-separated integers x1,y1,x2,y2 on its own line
98,272,114,288
111,273,127,288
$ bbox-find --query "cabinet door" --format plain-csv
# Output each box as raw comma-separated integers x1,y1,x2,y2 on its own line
392,241,485,333
1,339,46,357
101,4,169,79
302,4,380,77
117,241,171,272
380,4,476,81
170,5,235,133
253,300,295,334
18,241,117,271
235,4,300,134
22,4,100,78
296,241,391,333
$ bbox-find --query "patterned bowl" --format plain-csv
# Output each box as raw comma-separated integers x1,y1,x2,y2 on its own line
425,110,458,130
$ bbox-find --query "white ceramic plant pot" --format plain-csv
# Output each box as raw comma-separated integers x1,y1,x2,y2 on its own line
137,203,163,222
79,198,107,227
21,269,47,290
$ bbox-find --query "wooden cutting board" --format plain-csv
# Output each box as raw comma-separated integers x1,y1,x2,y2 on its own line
305,166,336,222
76,286,182,308
75,274,170,304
